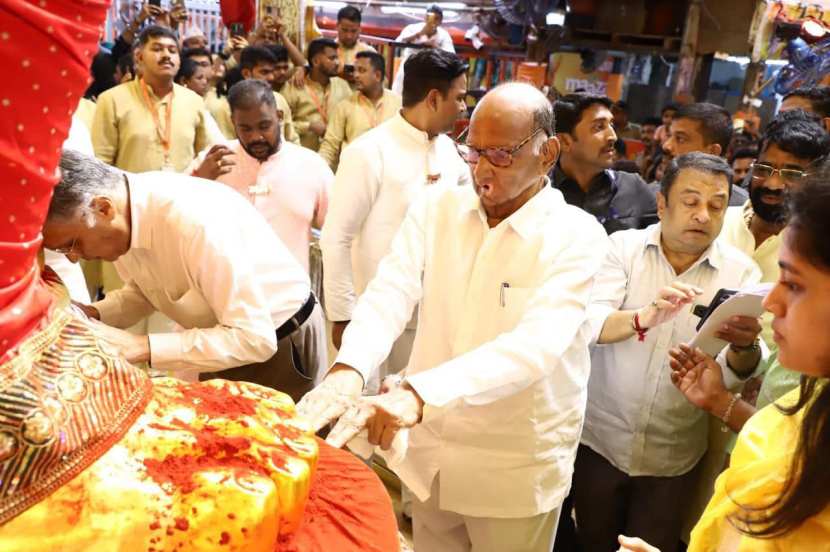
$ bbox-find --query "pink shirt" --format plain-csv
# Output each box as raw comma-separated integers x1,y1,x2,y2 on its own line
191,140,333,273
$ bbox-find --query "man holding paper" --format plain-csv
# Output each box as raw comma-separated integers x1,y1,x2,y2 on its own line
573,152,764,552
298,82,609,552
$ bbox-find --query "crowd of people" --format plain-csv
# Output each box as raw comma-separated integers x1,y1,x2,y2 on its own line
26,1,830,551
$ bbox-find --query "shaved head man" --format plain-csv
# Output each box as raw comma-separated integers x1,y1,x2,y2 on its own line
300,81,608,552
466,82,560,221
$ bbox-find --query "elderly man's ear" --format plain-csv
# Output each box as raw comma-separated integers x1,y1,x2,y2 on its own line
539,135,560,170
88,196,118,223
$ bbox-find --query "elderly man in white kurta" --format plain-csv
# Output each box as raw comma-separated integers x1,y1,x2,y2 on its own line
320,48,472,395
42,150,314,400
300,83,609,552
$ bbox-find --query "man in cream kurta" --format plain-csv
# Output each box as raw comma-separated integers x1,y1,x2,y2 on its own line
332,4,376,87
318,51,401,170
719,112,829,286
317,88,399,169
281,39,352,151
208,46,300,145
281,77,351,150
304,83,609,552
92,77,214,173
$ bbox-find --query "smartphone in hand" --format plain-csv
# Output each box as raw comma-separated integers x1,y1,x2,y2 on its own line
230,22,245,38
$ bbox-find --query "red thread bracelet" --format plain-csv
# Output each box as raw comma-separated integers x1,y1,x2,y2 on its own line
632,312,649,342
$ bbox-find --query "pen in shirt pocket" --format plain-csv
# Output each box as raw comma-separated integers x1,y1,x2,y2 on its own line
500,282,510,307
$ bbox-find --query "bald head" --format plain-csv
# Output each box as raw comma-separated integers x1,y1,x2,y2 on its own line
472,82,555,137
465,82,560,223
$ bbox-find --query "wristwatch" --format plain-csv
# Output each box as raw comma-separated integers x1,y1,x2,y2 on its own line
729,339,760,354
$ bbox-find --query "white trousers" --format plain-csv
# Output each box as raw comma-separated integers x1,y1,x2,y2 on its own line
411,477,561,552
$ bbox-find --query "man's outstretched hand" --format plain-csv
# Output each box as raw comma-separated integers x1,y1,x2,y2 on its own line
296,363,364,433
326,383,424,450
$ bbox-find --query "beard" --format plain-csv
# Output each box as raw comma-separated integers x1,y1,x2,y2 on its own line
750,185,788,224
241,138,279,161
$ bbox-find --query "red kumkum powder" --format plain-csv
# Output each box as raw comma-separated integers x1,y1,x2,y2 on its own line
142,424,271,494
176,383,258,419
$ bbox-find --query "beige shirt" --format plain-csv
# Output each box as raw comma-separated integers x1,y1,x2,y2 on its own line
719,200,782,284
92,79,213,172
338,40,376,67
281,76,352,151
206,90,300,145
93,171,310,373
318,89,401,170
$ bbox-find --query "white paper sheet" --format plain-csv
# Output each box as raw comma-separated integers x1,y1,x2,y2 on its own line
689,282,773,357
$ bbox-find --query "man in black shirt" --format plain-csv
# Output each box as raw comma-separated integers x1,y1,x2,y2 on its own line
550,93,658,234
662,102,749,206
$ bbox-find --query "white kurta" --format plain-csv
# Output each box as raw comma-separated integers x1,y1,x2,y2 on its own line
50,115,94,303
392,23,456,95
336,184,609,518
320,112,471,323
92,172,310,373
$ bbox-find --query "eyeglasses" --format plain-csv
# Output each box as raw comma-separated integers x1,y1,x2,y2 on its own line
455,127,546,168
750,163,808,184
53,238,78,255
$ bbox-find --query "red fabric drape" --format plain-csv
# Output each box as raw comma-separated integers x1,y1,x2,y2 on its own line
0,0,109,362
279,440,401,552
219,0,256,33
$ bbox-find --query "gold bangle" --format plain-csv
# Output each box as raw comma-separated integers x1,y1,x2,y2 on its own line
720,392,742,431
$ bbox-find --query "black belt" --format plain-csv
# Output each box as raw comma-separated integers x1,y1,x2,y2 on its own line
276,292,316,340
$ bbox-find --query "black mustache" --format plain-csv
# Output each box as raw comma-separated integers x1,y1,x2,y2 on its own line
757,187,784,197
248,141,269,148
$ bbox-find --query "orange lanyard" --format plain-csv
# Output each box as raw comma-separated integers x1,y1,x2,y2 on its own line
358,93,383,129
139,78,173,157
305,82,330,123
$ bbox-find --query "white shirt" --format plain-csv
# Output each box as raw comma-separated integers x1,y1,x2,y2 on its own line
392,23,456,95
320,112,472,323
203,109,227,145
92,172,310,373
584,224,761,477
51,116,94,303
336,184,609,517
